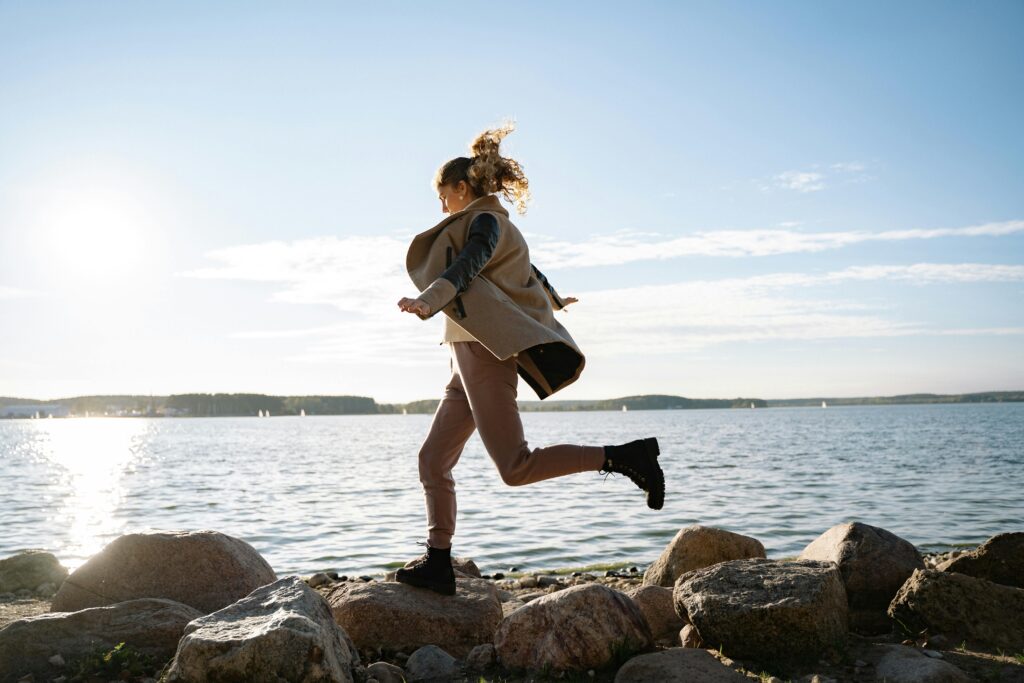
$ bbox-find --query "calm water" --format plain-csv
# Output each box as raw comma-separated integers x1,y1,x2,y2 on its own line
1,404,1022,578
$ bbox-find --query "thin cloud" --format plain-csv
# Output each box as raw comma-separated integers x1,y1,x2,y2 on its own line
200,255,1024,364
775,171,825,193
529,220,1024,268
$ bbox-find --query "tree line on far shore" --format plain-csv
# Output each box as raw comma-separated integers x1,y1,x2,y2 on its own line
0,391,1021,418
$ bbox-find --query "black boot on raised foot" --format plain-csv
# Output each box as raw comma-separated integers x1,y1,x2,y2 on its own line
600,437,664,510
395,543,456,596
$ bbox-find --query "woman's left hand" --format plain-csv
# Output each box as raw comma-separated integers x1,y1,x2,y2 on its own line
561,296,579,310
398,297,431,316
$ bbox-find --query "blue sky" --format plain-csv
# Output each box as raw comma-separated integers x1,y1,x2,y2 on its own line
1,1,1022,402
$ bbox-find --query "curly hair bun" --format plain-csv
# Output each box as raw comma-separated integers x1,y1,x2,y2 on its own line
434,120,532,215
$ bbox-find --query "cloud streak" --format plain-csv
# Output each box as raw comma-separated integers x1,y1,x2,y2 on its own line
529,220,1024,268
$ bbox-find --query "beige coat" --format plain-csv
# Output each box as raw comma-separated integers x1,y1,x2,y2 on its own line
406,194,585,399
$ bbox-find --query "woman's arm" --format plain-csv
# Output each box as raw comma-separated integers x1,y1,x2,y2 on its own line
402,213,501,319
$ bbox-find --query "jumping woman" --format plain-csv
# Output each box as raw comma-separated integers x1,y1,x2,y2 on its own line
396,122,664,595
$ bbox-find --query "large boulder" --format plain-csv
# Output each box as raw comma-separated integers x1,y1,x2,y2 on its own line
327,577,501,658
937,532,1024,588
0,598,200,683
873,644,971,682
50,529,277,614
673,558,847,670
0,550,67,596
888,568,1024,651
494,583,652,672
798,522,924,633
643,526,765,587
164,575,358,683
626,584,686,642
614,648,749,682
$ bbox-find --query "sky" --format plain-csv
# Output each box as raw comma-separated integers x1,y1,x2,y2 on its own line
1,1,1022,403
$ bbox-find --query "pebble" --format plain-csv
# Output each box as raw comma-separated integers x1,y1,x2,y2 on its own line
518,576,538,589
48,654,65,667
492,572,505,580
359,575,374,582
922,649,944,659
537,575,561,587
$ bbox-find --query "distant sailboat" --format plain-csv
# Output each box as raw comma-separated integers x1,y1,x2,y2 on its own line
750,402,755,409
821,401,828,409
258,409,264,417
622,405,628,412
300,408,306,417
402,408,408,415
266,409,271,417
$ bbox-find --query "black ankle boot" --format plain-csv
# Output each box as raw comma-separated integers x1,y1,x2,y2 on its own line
600,437,664,510
395,543,456,595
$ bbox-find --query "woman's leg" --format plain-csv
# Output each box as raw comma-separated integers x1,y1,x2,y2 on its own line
417,351,476,549
451,341,606,485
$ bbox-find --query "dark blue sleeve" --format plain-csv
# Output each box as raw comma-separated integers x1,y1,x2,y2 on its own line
440,213,500,294
531,263,565,309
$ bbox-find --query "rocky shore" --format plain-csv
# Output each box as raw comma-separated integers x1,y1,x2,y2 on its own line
1,526,1022,682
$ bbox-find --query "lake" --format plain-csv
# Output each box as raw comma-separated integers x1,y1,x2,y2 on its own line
1,403,1021,578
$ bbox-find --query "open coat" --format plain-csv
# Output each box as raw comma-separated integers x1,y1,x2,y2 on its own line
406,194,585,399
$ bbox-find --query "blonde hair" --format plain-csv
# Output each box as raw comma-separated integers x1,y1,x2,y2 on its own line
433,120,532,215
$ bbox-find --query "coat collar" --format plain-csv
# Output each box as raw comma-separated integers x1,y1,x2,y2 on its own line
460,193,509,218
411,193,509,243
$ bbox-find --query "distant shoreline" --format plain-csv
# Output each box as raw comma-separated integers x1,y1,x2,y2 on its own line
1,390,1021,418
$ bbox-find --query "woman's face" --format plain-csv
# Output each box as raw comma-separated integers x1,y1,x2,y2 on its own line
437,181,475,214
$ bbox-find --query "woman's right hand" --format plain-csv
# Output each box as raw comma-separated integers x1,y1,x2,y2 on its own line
398,297,431,316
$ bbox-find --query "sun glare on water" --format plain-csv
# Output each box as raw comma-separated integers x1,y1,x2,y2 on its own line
35,418,150,571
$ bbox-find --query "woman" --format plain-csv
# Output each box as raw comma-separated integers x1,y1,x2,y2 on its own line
396,123,664,596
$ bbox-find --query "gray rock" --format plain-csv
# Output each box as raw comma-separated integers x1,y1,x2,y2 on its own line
614,648,748,682
494,583,652,672
674,558,847,669
0,598,201,683
0,551,67,594
798,522,923,634
626,585,686,641
644,525,766,588
308,572,333,588
164,575,358,683
405,644,458,682
327,577,501,658
873,644,970,682
364,661,405,683
888,568,1024,651
680,624,703,648
50,529,277,614
937,532,1024,588
464,643,496,671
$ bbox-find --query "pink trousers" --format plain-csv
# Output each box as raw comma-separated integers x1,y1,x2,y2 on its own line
418,340,607,548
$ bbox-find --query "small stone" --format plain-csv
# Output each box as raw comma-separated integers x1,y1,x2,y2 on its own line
465,643,496,671
518,576,538,589
926,634,950,649
492,572,505,580
587,669,595,677
854,659,868,667
538,575,561,587
327,571,339,580
359,575,373,582
605,570,618,577
629,566,638,573
307,572,332,588
509,566,519,572
365,661,405,683
47,653,66,667
922,649,944,658
339,575,348,581
405,644,458,682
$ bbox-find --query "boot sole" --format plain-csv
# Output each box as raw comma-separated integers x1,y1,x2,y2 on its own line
643,437,665,510
395,570,456,596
